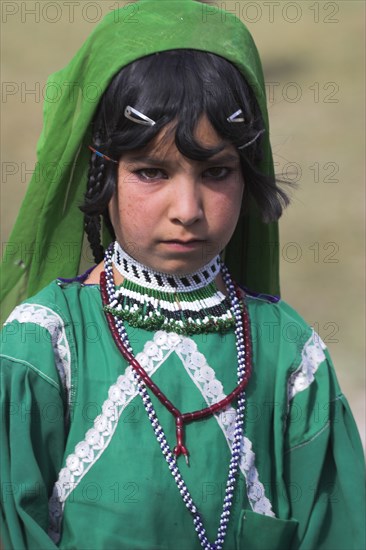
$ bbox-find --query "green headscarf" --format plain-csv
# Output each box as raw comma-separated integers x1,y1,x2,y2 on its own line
1,0,279,319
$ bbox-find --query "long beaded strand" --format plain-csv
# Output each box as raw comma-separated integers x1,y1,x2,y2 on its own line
100,244,252,550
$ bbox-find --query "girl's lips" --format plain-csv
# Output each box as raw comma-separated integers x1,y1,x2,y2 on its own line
161,239,204,250
165,239,203,244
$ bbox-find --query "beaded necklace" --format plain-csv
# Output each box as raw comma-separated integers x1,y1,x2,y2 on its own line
105,242,235,335
100,243,253,550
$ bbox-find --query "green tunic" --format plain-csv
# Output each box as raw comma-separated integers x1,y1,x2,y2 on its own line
1,280,364,549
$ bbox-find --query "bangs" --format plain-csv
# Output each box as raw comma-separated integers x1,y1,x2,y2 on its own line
95,50,264,163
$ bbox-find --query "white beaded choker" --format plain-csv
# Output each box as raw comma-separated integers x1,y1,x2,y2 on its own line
112,241,221,293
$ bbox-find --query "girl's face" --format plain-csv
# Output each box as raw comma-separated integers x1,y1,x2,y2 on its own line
109,116,244,275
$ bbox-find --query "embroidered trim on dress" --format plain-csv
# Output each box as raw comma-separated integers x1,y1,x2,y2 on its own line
175,336,274,517
287,330,326,402
4,303,72,404
49,331,274,541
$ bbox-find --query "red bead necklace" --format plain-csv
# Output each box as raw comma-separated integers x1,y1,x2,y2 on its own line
100,270,252,463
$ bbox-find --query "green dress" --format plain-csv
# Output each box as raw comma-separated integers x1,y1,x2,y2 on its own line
1,279,364,549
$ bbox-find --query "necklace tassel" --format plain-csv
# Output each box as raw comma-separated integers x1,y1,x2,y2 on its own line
174,416,190,465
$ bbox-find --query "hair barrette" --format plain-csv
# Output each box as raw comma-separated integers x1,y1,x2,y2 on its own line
124,105,156,127
88,145,118,164
227,109,245,123
238,129,266,150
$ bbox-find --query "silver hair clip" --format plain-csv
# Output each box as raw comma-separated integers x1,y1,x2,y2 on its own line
124,105,156,127
238,129,266,150
227,109,245,123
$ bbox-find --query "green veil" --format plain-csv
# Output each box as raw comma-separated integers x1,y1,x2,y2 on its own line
1,0,280,318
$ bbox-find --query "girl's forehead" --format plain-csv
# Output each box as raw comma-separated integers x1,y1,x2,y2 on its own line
130,115,233,159
193,116,226,147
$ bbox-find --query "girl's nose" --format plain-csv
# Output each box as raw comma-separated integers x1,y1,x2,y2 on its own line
169,177,203,226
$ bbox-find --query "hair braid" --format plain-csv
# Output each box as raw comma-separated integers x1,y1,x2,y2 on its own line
84,213,104,264
81,134,108,264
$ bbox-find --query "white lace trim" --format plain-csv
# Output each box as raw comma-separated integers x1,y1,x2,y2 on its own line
288,330,326,401
4,303,71,403
49,331,273,540
174,336,274,516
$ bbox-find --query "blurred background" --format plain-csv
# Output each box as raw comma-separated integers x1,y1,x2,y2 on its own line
1,0,365,447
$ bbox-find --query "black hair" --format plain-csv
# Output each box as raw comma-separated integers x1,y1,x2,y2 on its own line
80,50,289,263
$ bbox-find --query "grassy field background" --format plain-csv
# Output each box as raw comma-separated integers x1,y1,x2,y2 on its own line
1,0,365,446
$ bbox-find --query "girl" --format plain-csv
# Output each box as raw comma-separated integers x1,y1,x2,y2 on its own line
1,1,364,549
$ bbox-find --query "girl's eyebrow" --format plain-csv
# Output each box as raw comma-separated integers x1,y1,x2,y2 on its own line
125,156,172,167
202,153,240,165
203,151,240,164
124,152,240,166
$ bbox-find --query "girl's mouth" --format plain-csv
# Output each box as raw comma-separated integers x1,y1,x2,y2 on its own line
161,239,204,251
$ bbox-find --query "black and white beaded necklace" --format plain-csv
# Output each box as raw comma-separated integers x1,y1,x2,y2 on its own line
104,241,235,335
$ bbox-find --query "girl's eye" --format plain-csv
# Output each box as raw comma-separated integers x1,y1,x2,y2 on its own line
203,167,232,180
135,168,167,181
